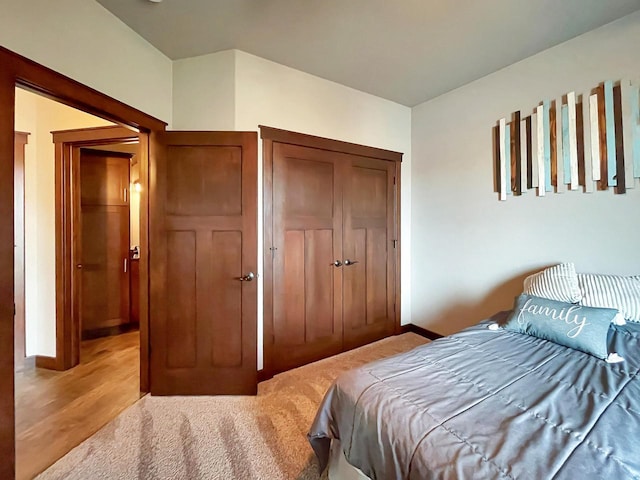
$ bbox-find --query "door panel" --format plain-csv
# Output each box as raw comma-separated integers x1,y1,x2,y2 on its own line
80,150,130,336
272,143,343,373
151,132,257,396
343,157,396,350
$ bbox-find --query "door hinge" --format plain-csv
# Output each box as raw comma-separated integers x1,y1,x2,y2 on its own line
14,303,16,316
393,176,396,185
269,246,277,257
393,303,396,313
392,239,397,248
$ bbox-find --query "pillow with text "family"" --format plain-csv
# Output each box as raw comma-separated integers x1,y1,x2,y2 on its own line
504,294,621,360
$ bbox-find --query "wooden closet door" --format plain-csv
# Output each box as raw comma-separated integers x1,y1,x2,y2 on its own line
342,156,396,350
271,143,344,373
151,132,257,395
79,149,130,334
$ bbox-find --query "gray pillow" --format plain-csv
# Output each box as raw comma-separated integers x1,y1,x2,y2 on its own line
523,263,582,303
504,294,618,360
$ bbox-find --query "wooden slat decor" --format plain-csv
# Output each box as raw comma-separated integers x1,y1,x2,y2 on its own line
531,111,539,188
543,100,552,192
604,80,617,187
598,84,609,191
589,93,602,182
520,117,528,192
561,104,571,185
536,105,546,197
499,118,507,201
512,111,521,195
567,92,579,191
580,95,594,193
629,81,640,181
549,102,558,189
494,78,640,199
620,80,635,188
505,123,512,196
555,102,565,193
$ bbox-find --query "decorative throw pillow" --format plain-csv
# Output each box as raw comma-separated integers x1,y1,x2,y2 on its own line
503,294,619,360
578,274,640,322
523,263,582,303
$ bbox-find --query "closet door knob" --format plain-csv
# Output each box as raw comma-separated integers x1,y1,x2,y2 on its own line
239,272,255,282
344,259,359,266
330,260,343,267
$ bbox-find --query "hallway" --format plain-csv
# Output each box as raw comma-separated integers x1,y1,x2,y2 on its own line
15,332,141,479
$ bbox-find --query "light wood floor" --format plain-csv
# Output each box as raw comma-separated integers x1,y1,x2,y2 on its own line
15,331,142,480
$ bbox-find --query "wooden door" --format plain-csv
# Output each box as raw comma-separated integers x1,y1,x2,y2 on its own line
79,149,130,336
271,143,344,373
343,156,397,349
14,132,28,365
151,132,257,395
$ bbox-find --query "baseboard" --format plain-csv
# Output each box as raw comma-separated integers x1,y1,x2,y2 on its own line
257,369,273,383
82,323,139,340
401,324,444,341
35,355,61,370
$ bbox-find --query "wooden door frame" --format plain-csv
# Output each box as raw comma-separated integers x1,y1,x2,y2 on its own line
260,126,403,379
14,132,29,368
0,46,166,480
43,127,145,384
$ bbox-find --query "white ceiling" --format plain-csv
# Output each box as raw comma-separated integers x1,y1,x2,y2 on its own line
95,0,640,106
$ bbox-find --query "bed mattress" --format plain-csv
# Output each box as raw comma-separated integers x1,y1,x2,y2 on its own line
308,313,640,479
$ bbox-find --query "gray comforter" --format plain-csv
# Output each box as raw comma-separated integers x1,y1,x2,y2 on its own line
308,313,640,479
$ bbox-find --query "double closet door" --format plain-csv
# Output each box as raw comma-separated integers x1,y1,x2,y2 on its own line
266,134,400,375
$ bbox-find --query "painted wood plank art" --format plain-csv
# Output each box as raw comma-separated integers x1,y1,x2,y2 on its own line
536,105,546,196
613,84,626,193
604,80,617,187
589,93,601,182
505,123,511,195
499,118,506,201
620,80,635,188
630,81,640,181
561,104,570,185
581,94,594,193
520,117,528,191
543,100,552,191
495,77,640,198
555,102,565,193
550,102,559,190
597,84,608,190
567,92,579,190
513,111,521,195
531,111,539,188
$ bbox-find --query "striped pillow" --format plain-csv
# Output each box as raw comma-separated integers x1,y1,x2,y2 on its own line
578,274,640,322
523,263,583,303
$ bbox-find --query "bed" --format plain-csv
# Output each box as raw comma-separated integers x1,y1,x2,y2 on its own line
308,266,640,479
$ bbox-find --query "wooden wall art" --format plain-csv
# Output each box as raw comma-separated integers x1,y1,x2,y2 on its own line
495,79,640,200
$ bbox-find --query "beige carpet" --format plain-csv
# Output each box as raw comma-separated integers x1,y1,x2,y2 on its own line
37,333,428,480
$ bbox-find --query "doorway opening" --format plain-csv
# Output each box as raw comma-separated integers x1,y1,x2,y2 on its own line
13,87,147,479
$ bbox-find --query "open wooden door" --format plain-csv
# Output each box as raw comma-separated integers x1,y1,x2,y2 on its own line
79,149,131,338
151,132,258,395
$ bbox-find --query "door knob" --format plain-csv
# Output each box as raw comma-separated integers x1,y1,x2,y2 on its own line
330,260,342,267
344,259,359,266
239,272,255,282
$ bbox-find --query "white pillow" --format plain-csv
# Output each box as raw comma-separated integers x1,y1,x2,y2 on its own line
523,263,582,303
578,273,640,322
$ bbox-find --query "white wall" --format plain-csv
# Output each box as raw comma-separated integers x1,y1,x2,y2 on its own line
172,50,236,130
172,49,412,369
411,11,640,336
0,0,172,124
15,88,113,357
